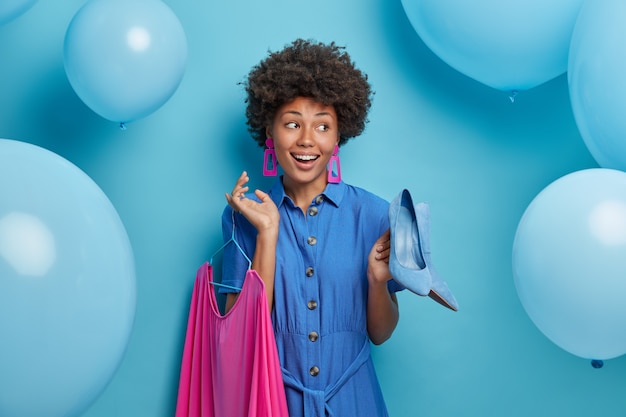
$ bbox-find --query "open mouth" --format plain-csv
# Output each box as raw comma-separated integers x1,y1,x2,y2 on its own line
292,154,319,163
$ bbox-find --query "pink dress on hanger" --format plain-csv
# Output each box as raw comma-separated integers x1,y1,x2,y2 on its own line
175,262,288,417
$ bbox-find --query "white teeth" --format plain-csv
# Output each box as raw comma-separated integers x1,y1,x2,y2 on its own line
294,154,317,161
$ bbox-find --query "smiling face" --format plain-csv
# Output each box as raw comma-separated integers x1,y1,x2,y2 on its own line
267,96,340,198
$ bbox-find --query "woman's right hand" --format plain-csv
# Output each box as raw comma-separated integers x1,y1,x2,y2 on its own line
225,171,279,235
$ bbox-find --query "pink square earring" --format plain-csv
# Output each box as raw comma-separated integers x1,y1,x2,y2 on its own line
263,138,277,176
327,145,341,183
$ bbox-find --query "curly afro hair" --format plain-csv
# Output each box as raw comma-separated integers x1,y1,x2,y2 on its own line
243,39,373,147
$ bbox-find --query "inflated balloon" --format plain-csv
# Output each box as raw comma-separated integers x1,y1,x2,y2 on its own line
400,0,584,92
64,0,187,125
568,0,626,171
0,0,37,25
0,139,136,417
513,169,626,360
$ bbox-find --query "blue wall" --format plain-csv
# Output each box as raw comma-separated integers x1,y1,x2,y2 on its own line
1,0,625,416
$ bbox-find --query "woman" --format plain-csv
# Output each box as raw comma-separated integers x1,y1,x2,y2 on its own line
220,38,403,417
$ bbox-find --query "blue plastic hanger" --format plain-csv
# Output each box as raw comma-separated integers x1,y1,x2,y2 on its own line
208,209,251,291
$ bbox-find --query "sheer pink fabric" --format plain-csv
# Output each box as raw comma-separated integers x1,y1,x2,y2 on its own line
175,262,288,417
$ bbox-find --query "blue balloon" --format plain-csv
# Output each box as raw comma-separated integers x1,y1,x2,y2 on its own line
63,0,187,124
0,139,136,417
0,0,37,25
568,0,626,171
513,169,626,360
400,0,584,92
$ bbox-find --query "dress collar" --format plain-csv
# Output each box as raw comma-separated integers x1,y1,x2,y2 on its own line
269,176,345,209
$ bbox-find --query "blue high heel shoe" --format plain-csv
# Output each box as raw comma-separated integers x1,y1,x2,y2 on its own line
388,189,432,296
414,201,459,312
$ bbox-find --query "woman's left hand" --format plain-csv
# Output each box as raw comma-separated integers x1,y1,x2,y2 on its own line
367,229,393,285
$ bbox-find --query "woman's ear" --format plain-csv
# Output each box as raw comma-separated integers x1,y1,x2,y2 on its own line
265,126,272,138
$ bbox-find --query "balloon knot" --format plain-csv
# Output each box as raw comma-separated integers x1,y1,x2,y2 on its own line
119,122,127,131
509,90,519,103
591,359,604,369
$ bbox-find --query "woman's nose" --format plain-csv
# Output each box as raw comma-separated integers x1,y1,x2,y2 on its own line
296,127,314,146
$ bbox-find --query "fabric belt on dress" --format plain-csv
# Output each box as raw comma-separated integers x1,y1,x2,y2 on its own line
281,339,371,417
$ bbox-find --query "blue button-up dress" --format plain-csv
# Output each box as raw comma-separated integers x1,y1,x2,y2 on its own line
221,179,402,417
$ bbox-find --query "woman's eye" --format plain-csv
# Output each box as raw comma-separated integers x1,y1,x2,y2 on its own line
285,122,298,129
318,124,329,132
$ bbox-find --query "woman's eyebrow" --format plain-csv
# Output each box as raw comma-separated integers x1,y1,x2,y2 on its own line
281,110,334,118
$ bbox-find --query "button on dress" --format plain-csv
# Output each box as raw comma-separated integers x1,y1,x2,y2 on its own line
221,180,403,417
